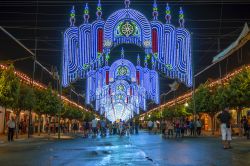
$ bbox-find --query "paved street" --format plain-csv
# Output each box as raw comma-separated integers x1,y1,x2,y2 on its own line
0,131,250,166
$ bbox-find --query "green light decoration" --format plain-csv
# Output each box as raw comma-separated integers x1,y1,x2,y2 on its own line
153,53,158,58
179,7,184,20
97,6,102,11
105,54,110,61
179,13,184,19
84,4,89,14
147,54,151,60
117,66,128,76
97,52,102,58
166,64,173,71
117,84,125,91
83,64,90,70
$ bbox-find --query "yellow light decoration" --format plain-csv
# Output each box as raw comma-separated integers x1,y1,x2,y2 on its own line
0,64,89,113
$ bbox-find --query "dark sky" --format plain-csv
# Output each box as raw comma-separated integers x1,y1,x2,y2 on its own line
0,0,250,104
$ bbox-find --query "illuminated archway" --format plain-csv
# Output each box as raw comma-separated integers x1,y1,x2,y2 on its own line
62,0,192,121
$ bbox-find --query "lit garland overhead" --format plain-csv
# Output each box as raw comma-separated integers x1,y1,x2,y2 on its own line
0,64,89,113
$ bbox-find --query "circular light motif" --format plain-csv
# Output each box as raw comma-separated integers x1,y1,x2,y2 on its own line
114,103,124,112
121,22,134,37
143,40,151,48
104,40,112,47
117,66,128,76
117,84,125,91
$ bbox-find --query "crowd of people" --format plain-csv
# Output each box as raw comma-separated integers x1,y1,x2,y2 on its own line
81,118,140,138
147,117,203,139
5,109,249,148
145,107,250,149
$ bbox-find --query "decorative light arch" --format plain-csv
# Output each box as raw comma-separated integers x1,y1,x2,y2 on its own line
62,0,192,121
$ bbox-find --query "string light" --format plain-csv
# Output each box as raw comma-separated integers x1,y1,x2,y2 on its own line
0,64,90,113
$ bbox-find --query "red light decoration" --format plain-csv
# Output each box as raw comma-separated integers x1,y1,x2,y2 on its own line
98,28,103,53
152,28,158,53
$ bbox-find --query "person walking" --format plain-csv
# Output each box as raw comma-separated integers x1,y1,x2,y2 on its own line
190,120,195,136
153,121,158,134
7,116,16,142
147,120,153,133
180,121,185,138
129,120,134,134
118,119,123,136
167,120,174,138
218,107,232,149
135,118,139,134
100,119,106,137
72,121,78,134
241,116,248,138
196,119,202,136
175,119,181,139
91,118,98,137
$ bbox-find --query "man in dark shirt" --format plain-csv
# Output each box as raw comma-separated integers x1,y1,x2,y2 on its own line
218,107,232,149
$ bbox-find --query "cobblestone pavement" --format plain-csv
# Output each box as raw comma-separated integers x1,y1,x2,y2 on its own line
0,131,249,166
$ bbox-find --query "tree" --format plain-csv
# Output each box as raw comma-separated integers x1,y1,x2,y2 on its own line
83,111,95,122
162,105,190,119
0,65,20,134
162,107,175,119
213,85,229,111
42,85,61,135
227,67,250,109
33,88,46,136
193,83,213,114
62,104,84,120
149,110,162,121
43,85,60,116
13,84,35,137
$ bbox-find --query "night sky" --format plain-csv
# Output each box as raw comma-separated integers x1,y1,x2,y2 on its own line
0,0,250,106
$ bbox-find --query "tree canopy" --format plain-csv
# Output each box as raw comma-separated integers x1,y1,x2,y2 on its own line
15,84,35,111
0,65,20,109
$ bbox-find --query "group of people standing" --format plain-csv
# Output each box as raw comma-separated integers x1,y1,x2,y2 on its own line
145,107,248,150
147,118,203,138
82,118,140,138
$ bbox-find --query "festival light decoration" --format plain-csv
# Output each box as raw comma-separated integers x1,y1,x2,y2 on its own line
62,0,192,121
165,3,171,24
152,0,158,21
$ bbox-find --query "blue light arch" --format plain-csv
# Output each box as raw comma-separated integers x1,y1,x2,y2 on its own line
62,0,192,121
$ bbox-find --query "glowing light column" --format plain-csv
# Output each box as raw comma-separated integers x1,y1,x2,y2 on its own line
164,4,176,78
62,6,79,87
176,7,192,86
